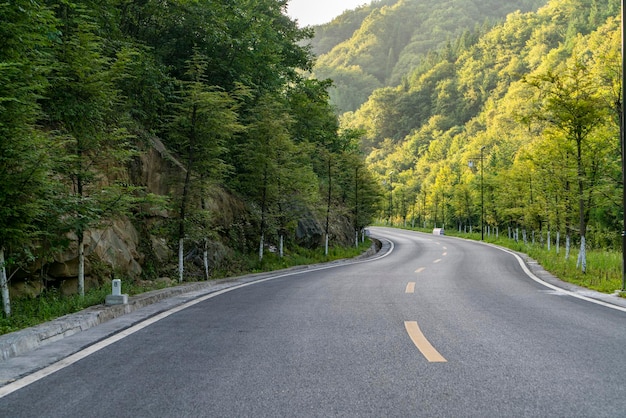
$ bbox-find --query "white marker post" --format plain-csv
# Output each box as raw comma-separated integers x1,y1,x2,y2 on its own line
105,279,128,305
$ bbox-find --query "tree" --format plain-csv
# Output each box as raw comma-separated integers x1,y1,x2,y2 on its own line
166,51,242,281
0,1,56,315
43,0,136,296
525,53,610,272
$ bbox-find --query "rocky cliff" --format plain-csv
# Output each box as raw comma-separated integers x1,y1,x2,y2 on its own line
11,135,355,298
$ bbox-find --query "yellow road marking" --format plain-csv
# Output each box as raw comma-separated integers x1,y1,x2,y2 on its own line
404,321,447,363
405,282,416,293
443,246,447,250
442,252,447,256
415,267,425,273
433,259,442,263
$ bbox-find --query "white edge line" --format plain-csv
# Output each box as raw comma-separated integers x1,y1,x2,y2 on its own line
491,245,626,314
0,237,395,398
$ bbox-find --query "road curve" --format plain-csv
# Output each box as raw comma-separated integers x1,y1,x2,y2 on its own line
2,227,626,417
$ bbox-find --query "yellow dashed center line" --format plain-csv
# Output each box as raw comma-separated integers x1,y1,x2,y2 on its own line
433,259,442,264
404,321,447,363
415,267,425,274
405,282,416,293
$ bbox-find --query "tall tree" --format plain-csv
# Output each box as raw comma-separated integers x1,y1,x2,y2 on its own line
0,1,55,315
43,0,135,296
524,54,608,272
166,51,242,282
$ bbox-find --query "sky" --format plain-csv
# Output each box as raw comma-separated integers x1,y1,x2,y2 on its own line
286,0,369,27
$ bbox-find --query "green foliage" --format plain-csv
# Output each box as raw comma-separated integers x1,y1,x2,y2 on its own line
353,0,623,272
312,0,546,112
0,2,55,249
0,0,382,318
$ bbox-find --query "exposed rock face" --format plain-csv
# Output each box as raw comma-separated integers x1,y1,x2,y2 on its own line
47,219,143,280
296,213,356,248
296,217,324,248
9,135,359,298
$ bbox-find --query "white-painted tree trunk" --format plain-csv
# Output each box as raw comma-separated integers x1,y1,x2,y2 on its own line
178,238,184,283
0,248,10,317
259,234,264,261
565,234,571,260
355,230,359,248
203,248,209,280
325,233,329,256
279,235,284,258
576,236,587,273
78,238,85,297
556,231,560,254
547,231,551,251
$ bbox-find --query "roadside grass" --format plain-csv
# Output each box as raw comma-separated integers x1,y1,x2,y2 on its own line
247,239,373,273
0,279,172,335
453,232,623,294
0,239,374,336
392,224,624,295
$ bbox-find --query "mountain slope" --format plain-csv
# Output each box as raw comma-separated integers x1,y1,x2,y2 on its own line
346,0,623,259
311,0,547,112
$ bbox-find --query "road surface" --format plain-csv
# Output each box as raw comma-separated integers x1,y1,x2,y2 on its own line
2,227,626,417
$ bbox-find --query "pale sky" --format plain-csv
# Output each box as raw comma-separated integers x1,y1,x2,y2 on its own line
287,0,369,27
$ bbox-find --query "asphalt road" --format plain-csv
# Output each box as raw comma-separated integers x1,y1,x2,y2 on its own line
2,227,626,417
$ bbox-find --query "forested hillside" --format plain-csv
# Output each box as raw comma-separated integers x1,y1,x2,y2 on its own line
0,0,381,314
344,0,622,273
310,0,547,112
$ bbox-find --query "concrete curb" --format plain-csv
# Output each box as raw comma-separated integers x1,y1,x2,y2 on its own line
0,240,383,362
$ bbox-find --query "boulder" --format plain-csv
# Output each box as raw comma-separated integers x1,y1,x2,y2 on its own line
296,217,324,248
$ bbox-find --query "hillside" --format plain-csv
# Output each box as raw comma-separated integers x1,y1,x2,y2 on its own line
0,0,382,313
310,0,547,112
345,0,622,273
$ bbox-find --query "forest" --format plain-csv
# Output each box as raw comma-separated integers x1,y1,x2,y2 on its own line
310,0,547,113
339,0,623,274
0,0,382,317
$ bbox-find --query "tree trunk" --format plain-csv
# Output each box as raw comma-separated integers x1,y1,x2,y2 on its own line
565,233,571,260
78,231,85,297
325,233,329,256
178,105,196,283
178,238,184,283
279,234,284,258
576,134,587,273
577,236,587,273
0,247,11,317
203,239,209,280
325,157,331,256
547,231,551,251
259,165,268,262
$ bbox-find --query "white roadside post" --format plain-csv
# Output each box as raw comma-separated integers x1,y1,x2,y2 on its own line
105,278,128,306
